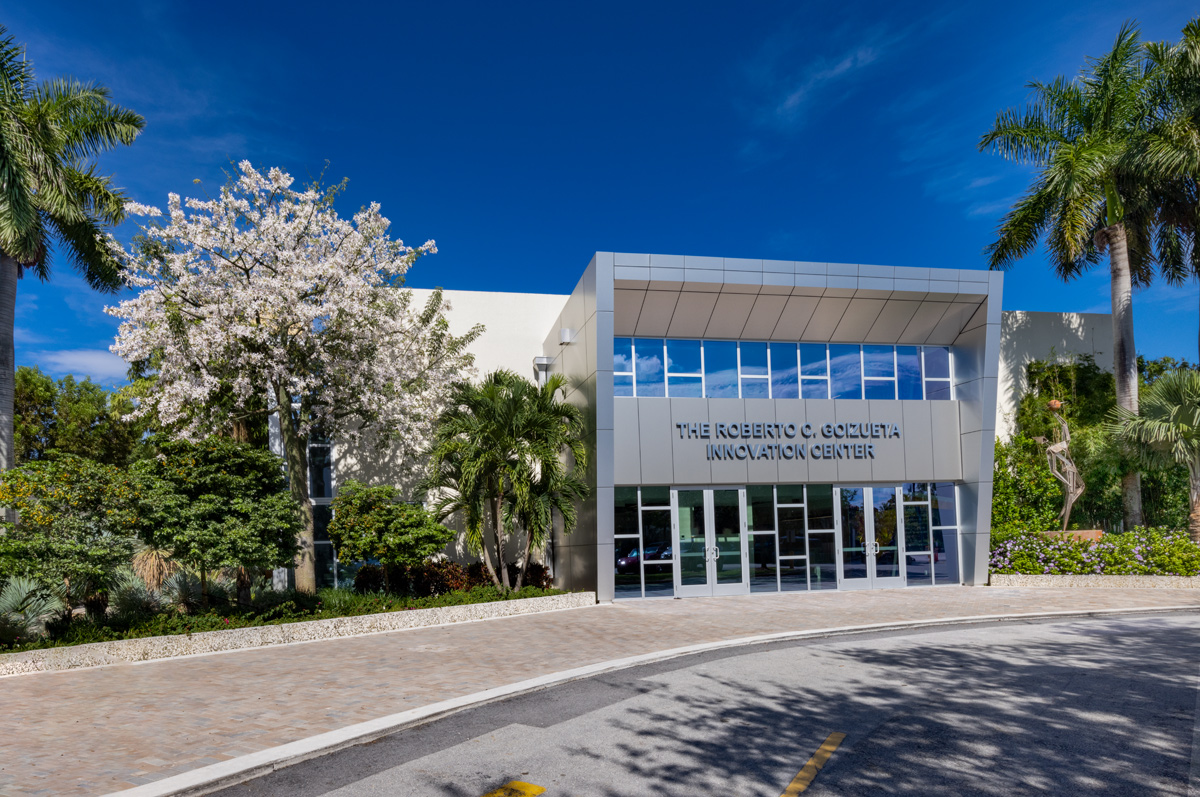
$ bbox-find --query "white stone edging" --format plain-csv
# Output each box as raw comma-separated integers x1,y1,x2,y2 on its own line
990,574,1200,589
0,591,596,678
99,603,1200,797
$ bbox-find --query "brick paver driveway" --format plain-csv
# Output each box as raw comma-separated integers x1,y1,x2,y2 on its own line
3,586,1200,796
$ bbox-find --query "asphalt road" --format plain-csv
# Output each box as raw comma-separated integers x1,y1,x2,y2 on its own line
214,614,1200,796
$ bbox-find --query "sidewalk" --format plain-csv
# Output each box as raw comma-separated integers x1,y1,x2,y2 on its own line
4,586,1199,796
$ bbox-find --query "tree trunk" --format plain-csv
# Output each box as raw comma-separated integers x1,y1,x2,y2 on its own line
0,254,16,522
493,495,510,590
1189,466,1200,545
236,567,252,607
200,566,209,611
274,382,317,593
515,529,533,591
1106,224,1143,529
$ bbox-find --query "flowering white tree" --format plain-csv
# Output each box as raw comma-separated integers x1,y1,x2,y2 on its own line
108,163,480,592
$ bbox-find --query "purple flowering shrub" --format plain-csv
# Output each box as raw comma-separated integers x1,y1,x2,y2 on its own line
990,527,1200,576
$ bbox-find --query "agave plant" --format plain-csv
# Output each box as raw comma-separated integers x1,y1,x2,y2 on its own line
131,543,178,592
107,569,163,625
0,576,65,646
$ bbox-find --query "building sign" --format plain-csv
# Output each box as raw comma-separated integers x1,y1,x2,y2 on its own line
674,420,902,461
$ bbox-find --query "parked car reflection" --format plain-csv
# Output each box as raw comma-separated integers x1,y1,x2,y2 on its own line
616,544,673,574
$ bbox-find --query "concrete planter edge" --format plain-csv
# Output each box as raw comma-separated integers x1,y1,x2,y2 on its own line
990,574,1200,589
0,590,597,678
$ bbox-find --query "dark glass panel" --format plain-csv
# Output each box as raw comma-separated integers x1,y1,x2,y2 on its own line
903,482,929,502
313,504,332,542
864,380,895,399
923,346,950,379
315,541,336,589
780,558,808,591
666,339,702,373
614,486,639,535
933,529,959,585
904,504,931,551
862,345,895,377
739,341,769,376
799,343,828,377
309,445,333,498
776,483,805,505
806,484,835,529
925,381,952,400
932,482,958,526
642,509,671,552
747,485,775,531
808,532,837,589
641,486,670,507
906,554,933,586
840,488,868,580
614,542,642,599
778,506,807,557
897,346,922,399
750,534,778,592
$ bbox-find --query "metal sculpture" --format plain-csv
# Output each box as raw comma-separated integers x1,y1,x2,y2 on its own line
1037,400,1085,532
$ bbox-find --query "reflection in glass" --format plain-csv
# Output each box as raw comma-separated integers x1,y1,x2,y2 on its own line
829,345,863,399
925,381,952,400
932,482,957,526
641,485,671,507
923,346,950,379
897,347,922,399
778,506,807,557
933,528,959,585
808,532,837,590
634,339,665,397
864,380,895,399
904,504,931,551
799,344,828,377
863,345,895,377
642,509,671,551
704,341,739,398
677,490,707,585
713,489,743,585
806,485,835,529
643,569,675,597
315,541,336,589
614,540,642,598
740,378,769,399
615,373,634,397
615,486,638,535
872,487,900,578
668,376,703,397
740,341,769,375
666,339,702,373
780,559,808,591
751,534,778,592
747,485,775,531
770,343,799,398
801,380,829,399
903,482,929,502
614,338,633,372
840,488,868,580
906,554,933,586
776,483,805,505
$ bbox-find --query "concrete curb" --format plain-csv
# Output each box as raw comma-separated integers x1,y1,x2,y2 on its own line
990,574,1200,588
101,603,1200,797
0,592,596,678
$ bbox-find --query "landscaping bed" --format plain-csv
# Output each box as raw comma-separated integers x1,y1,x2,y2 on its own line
0,588,596,677
990,527,1200,577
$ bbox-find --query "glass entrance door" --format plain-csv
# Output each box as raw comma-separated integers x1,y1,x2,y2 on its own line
674,488,749,597
836,486,906,590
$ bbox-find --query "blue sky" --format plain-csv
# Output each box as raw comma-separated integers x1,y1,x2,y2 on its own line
14,0,1200,386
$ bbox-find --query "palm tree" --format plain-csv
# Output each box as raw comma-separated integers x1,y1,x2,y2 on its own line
1110,369,1200,541
979,23,1165,529
421,370,588,590
0,25,144,473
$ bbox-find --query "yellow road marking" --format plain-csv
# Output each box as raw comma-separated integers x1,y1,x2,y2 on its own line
780,732,847,795
479,781,547,797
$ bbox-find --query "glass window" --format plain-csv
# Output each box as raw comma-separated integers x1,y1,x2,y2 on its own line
932,483,957,526
770,343,799,399
641,486,670,507
313,504,332,542
801,380,829,399
904,505,931,551
666,339,702,373
808,533,837,589
642,508,671,553
778,506,807,557
704,341,739,398
806,485,835,529
614,373,634,397
740,379,770,399
903,483,929,502
799,344,828,377
923,346,950,379
634,339,665,397
862,346,895,378
933,529,959,585
739,341,769,376
776,484,805,505
864,380,895,400
315,541,336,589
897,346,922,399
750,534,778,592
668,376,703,397
309,445,333,498
828,345,862,399
925,381,952,400
615,487,639,535
614,338,633,372
747,485,775,531
614,544,642,599
780,559,808,592
906,554,933,587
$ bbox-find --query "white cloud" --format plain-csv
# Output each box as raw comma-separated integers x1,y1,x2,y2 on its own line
29,349,129,386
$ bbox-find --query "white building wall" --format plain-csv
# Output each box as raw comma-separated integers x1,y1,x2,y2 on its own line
996,311,1112,440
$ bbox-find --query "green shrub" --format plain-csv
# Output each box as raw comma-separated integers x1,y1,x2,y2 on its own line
991,435,1064,545
989,527,1200,576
